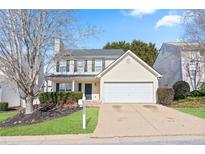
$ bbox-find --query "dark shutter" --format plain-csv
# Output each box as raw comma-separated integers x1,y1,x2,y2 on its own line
56,83,59,92
74,60,77,72
84,60,88,72
78,83,82,92
56,61,59,72
92,59,95,72
102,59,105,70
66,60,70,72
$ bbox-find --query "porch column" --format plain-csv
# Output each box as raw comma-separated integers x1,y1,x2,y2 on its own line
72,80,75,92
82,83,85,97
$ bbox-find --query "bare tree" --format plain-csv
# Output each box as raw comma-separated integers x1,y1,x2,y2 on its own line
182,51,205,90
183,10,205,42
0,10,97,114
182,10,205,90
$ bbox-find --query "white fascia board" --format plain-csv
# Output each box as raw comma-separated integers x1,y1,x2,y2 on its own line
96,50,162,78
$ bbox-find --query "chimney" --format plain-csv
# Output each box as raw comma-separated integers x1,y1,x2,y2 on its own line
54,38,64,54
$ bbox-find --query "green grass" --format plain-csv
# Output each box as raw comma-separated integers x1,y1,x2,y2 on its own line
0,112,17,122
0,108,99,136
176,108,205,119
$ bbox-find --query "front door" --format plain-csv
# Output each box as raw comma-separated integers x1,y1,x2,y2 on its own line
85,83,92,100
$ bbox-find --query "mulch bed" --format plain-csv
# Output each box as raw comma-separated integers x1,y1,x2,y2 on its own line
0,104,81,128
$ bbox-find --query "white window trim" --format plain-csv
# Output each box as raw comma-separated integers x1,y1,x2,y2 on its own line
95,59,103,72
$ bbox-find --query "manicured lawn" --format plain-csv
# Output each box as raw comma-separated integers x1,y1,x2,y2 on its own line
0,112,17,122
0,108,99,136
176,108,205,119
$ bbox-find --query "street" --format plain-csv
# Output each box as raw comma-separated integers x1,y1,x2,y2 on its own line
0,135,205,145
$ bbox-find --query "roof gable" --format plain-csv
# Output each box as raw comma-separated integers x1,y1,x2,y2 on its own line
97,50,162,78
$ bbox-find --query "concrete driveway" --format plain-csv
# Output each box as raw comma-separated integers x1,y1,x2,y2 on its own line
92,104,205,138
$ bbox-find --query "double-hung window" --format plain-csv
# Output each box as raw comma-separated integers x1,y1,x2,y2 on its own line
59,83,66,91
59,61,66,73
95,59,103,72
59,83,72,92
77,59,84,73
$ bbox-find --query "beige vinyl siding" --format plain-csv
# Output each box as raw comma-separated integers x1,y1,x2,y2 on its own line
100,54,158,103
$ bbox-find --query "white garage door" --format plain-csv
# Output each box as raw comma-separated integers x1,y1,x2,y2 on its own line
103,82,154,103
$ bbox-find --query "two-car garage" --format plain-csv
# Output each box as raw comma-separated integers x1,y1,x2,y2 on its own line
97,50,162,104
103,82,154,103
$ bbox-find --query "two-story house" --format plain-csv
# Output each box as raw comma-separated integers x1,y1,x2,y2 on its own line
153,42,205,90
47,39,161,104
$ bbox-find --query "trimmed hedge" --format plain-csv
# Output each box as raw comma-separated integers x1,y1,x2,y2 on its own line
0,102,8,111
173,81,190,100
157,87,175,106
38,92,83,104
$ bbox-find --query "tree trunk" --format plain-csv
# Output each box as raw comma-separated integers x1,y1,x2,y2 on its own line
46,80,48,92
25,97,34,114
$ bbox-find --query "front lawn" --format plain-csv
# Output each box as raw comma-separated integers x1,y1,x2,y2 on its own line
0,112,17,122
176,108,205,119
0,108,99,136
171,97,205,119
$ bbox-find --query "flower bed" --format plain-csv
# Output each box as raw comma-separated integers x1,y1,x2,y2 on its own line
0,105,80,128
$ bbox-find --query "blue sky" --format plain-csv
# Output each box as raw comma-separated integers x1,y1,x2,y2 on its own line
77,9,185,49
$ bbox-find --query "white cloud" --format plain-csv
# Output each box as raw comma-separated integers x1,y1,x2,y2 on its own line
155,15,182,29
126,9,157,17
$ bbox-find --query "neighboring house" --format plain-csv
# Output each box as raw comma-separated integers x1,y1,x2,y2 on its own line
0,63,44,108
47,39,162,103
0,73,21,107
153,42,205,90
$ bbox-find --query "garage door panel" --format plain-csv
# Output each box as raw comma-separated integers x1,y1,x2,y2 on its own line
103,82,154,103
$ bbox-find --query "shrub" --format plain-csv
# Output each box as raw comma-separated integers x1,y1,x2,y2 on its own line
157,87,175,106
39,92,59,104
190,90,203,97
200,82,205,91
173,81,190,100
200,90,205,96
38,92,83,104
38,92,47,104
0,102,8,111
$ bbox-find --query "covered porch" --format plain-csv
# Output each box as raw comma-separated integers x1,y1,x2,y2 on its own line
47,74,100,100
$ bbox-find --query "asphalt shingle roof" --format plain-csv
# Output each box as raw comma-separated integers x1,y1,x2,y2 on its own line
162,41,205,52
56,49,124,58
165,41,205,47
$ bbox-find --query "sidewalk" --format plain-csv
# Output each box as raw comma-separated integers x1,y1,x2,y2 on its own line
0,134,205,144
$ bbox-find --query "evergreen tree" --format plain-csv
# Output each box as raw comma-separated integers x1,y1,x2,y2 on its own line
103,40,158,66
